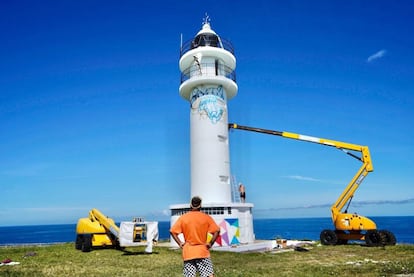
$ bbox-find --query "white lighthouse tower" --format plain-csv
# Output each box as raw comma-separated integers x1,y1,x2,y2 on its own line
170,16,255,247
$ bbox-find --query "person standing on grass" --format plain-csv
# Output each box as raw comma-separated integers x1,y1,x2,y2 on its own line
170,196,220,277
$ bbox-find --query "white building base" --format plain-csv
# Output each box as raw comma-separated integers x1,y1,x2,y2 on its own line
170,202,254,247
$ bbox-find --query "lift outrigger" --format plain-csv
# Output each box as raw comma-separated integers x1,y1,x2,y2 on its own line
229,123,396,246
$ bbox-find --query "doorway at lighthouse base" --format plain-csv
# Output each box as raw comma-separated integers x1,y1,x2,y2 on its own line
170,203,255,247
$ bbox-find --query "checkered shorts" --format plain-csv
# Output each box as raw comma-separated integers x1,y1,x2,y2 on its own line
183,258,214,277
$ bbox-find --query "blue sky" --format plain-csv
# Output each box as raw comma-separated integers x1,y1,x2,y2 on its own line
1,1,413,226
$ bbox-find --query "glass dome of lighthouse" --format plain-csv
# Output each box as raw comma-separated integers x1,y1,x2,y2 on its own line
191,18,221,48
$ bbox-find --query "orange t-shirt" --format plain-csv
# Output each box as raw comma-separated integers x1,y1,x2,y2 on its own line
170,211,220,261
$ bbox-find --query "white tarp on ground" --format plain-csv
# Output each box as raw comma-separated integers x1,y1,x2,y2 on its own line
119,221,159,253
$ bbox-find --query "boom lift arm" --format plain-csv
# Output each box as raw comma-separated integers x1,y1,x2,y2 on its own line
88,208,120,239
228,123,372,221
76,208,159,252
228,123,396,246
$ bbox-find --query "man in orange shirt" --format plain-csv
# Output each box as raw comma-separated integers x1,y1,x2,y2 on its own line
170,196,220,277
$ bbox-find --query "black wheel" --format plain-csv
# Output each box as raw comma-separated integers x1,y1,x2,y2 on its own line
379,230,397,246
81,234,92,252
365,230,381,246
320,229,338,245
75,235,83,250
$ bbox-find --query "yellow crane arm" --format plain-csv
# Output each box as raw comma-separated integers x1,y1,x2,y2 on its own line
89,208,120,238
228,123,374,222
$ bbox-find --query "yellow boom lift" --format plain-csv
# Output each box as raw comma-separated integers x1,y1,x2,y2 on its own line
76,208,159,252
229,123,396,246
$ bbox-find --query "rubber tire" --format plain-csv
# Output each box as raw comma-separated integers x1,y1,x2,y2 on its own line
379,230,397,246
75,235,83,250
81,234,92,252
320,229,338,245
365,230,381,246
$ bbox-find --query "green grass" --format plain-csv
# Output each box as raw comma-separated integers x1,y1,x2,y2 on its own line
1,242,413,276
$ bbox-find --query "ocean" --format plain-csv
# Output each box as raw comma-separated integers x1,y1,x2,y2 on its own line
1,216,413,246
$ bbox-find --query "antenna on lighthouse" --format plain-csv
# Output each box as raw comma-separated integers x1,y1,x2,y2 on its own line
202,13,211,25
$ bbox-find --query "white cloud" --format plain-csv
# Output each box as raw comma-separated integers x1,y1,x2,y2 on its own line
367,49,387,63
283,175,345,185
256,198,414,212
285,175,321,182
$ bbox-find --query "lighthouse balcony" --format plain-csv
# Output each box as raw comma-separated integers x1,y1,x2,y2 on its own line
180,37,234,57
180,62,236,84
179,63,238,100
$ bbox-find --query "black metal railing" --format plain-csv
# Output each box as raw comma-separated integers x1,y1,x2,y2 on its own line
180,37,235,57
180,62,236,84
171,207,230,216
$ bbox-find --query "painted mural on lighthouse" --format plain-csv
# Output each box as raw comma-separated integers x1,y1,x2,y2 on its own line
191,85,225,124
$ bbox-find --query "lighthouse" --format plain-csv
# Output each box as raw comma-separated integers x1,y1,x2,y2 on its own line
170,16,255,247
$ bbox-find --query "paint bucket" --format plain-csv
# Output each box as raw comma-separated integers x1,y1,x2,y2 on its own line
276,238,287,248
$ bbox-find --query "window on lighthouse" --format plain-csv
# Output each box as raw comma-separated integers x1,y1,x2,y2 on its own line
215,59,225,76
191,34,220,48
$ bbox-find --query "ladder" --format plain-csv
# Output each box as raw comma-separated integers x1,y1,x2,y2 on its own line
231,175,241,203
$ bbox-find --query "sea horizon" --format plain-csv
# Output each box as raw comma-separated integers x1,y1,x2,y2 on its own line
2,214,412,228
1,216,413,246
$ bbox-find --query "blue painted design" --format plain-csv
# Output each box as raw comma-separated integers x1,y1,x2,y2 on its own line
191,85,227,124
190,85,226,104
198,95,223,124
226,218,239,227
231,236,240,245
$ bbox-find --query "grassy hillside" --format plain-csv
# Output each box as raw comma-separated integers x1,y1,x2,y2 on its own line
1,242,413,276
